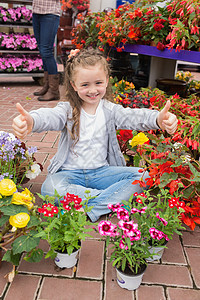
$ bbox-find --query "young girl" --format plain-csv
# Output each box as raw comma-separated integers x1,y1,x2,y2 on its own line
12,48,177,222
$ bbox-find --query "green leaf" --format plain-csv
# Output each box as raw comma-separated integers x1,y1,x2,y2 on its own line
2,250,21,266
0,215,9,227
171,158,183,167
0,204,28,216
188,162,200,182
27,216,41,228
0,195,12,207
159,172,178,188
23,248,44,263
12,233,40,255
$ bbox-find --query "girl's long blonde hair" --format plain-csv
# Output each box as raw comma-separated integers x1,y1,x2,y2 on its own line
64,48,113,144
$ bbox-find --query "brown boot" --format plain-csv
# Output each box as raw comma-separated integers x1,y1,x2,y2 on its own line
38,74,60,101
34,71,49,96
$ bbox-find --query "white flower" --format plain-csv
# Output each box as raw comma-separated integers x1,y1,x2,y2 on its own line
26,163,41,179
173,142,183,150
180,155,191,163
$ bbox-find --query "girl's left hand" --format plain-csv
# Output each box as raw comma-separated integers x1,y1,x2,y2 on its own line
157,100,178,135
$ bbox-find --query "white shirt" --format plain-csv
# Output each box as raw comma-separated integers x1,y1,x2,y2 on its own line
62,101,108,170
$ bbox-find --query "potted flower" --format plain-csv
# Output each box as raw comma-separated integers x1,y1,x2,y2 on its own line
98,203,152,290
0,179,43,282
0,131,42,184
60,0,90,12
36,191,94,268
72,0,200,52
127,188,185,261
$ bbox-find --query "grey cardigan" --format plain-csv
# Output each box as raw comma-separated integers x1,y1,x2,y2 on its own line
30,100,160,174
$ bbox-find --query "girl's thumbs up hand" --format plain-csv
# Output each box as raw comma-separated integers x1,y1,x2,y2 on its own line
12,103,33,139
156,100,178,135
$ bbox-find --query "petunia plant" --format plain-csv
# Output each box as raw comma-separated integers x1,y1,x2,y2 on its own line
0,179,43,281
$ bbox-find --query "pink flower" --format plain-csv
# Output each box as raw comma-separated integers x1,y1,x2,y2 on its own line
119,236,133,250
156,212,168,226
118,220,141,240
149,228,164,240
98,220,118,237
116,208,129,221
107,202,123,211
131,206,147,214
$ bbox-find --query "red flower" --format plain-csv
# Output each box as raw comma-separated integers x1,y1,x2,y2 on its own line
157,42,165,50
119,130,133,142
153,23,164,31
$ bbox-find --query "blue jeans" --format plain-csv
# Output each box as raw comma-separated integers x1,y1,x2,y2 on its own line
41,166,149,222
32,13,60,74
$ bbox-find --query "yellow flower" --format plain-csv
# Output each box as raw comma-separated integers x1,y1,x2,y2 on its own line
9,213,30,228
129,133,149,147
0,179,17,196
11,188,34,210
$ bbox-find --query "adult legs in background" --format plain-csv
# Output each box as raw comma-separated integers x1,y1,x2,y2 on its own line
32,13,60,101
41,166,149,222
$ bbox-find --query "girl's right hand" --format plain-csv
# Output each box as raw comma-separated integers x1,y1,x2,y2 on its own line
12,103,33,139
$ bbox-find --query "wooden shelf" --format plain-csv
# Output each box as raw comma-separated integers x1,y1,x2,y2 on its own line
123,45,200,64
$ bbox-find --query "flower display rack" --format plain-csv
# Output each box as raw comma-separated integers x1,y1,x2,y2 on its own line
121,45,200,88
0,0,44,83
123,45,200,64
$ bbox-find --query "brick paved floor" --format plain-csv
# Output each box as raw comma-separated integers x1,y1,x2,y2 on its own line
0,76,200,300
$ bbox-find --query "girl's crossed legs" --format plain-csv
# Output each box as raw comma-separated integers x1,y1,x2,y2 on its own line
41,166,149,222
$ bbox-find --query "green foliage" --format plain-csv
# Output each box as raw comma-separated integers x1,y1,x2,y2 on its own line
36,192,95,258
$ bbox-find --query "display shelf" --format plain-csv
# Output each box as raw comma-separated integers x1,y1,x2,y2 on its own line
0,0,43,80
0,72,43,77
0,50,39,54
123,44,200,64
0,23,33,28
121,44,200,87
0,0,32,4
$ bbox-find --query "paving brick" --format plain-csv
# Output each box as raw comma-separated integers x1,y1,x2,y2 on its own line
42,132,60,143
182,231,200,247
162,234,187,265
18,255,74,277
0,261,10,297
4,274,41,300
38,277,102,300
29,183,43,195
143,264,193,287
104,260,133,300
167,287,200,300
76,240,104,279
136,285,166,300
185,247,200,288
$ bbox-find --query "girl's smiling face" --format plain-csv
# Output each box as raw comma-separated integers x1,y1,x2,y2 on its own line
71,63,108,114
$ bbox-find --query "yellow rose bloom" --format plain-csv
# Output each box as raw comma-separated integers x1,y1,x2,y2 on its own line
129,132,149,147
11,188,34,210
0,179,17,196
9,213,30,228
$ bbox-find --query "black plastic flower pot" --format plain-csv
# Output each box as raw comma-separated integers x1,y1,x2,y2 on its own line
156,78,187,97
